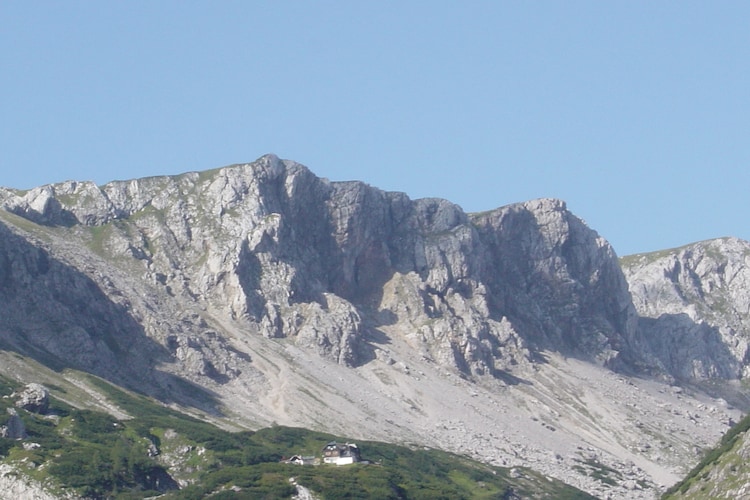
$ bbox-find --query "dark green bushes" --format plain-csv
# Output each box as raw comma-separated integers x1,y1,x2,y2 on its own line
47,435,171,497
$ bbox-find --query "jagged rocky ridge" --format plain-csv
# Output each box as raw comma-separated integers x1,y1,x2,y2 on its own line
0,154,748,498
0,155,639,378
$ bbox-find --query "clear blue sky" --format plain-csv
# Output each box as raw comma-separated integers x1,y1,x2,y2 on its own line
2,2,748,256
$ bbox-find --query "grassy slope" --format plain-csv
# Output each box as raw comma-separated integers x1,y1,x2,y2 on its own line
662,411,750,499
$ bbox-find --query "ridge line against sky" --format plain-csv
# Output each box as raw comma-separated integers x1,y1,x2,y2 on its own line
1,2,748,256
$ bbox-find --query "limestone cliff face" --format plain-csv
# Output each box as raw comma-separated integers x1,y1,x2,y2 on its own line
0,213,250,405
0,155,639,383
3,155,750,390
3,155,750,498
622,238,750,381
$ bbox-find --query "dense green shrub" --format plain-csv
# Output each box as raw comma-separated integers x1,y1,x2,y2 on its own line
0,439,14,457
69,409,121,442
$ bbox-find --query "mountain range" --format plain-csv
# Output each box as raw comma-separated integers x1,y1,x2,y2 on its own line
1,154,749,498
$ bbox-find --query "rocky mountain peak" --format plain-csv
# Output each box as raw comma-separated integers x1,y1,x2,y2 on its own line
1,155,749,498
0,155,638,378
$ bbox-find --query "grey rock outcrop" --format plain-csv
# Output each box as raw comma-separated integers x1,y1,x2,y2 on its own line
1,408,27,439
14,383,50,413
1,156,748,388
469,199,639,364
0,463,74,500
622,237,750,381
0,155,639,378
0,198,252,407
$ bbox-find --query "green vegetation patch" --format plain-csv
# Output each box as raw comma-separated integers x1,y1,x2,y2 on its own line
662,411,750,498
619,246,685,267
573,458,622,487
0,209,54,240
2,375,595,499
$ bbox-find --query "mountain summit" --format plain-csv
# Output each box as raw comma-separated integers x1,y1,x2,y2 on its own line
1,155,748,498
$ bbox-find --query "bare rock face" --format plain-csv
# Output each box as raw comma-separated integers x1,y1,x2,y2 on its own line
470,198,639,364
292,293,362,366
14,383,50,414
0,155,639,379
1,155,750,498
622,238,750,381
0,219,169,392
1,155,748,388
1,408,27,439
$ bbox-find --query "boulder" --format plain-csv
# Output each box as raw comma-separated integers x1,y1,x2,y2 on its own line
14,383,49,414
1,408,27,439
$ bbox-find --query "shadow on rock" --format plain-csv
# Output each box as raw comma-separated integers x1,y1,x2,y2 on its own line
0,220,223,414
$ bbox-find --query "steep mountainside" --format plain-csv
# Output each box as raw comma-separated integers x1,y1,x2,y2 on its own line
0,155,748,498
0,155,639,376
621,238,750,382
662,411,750,499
